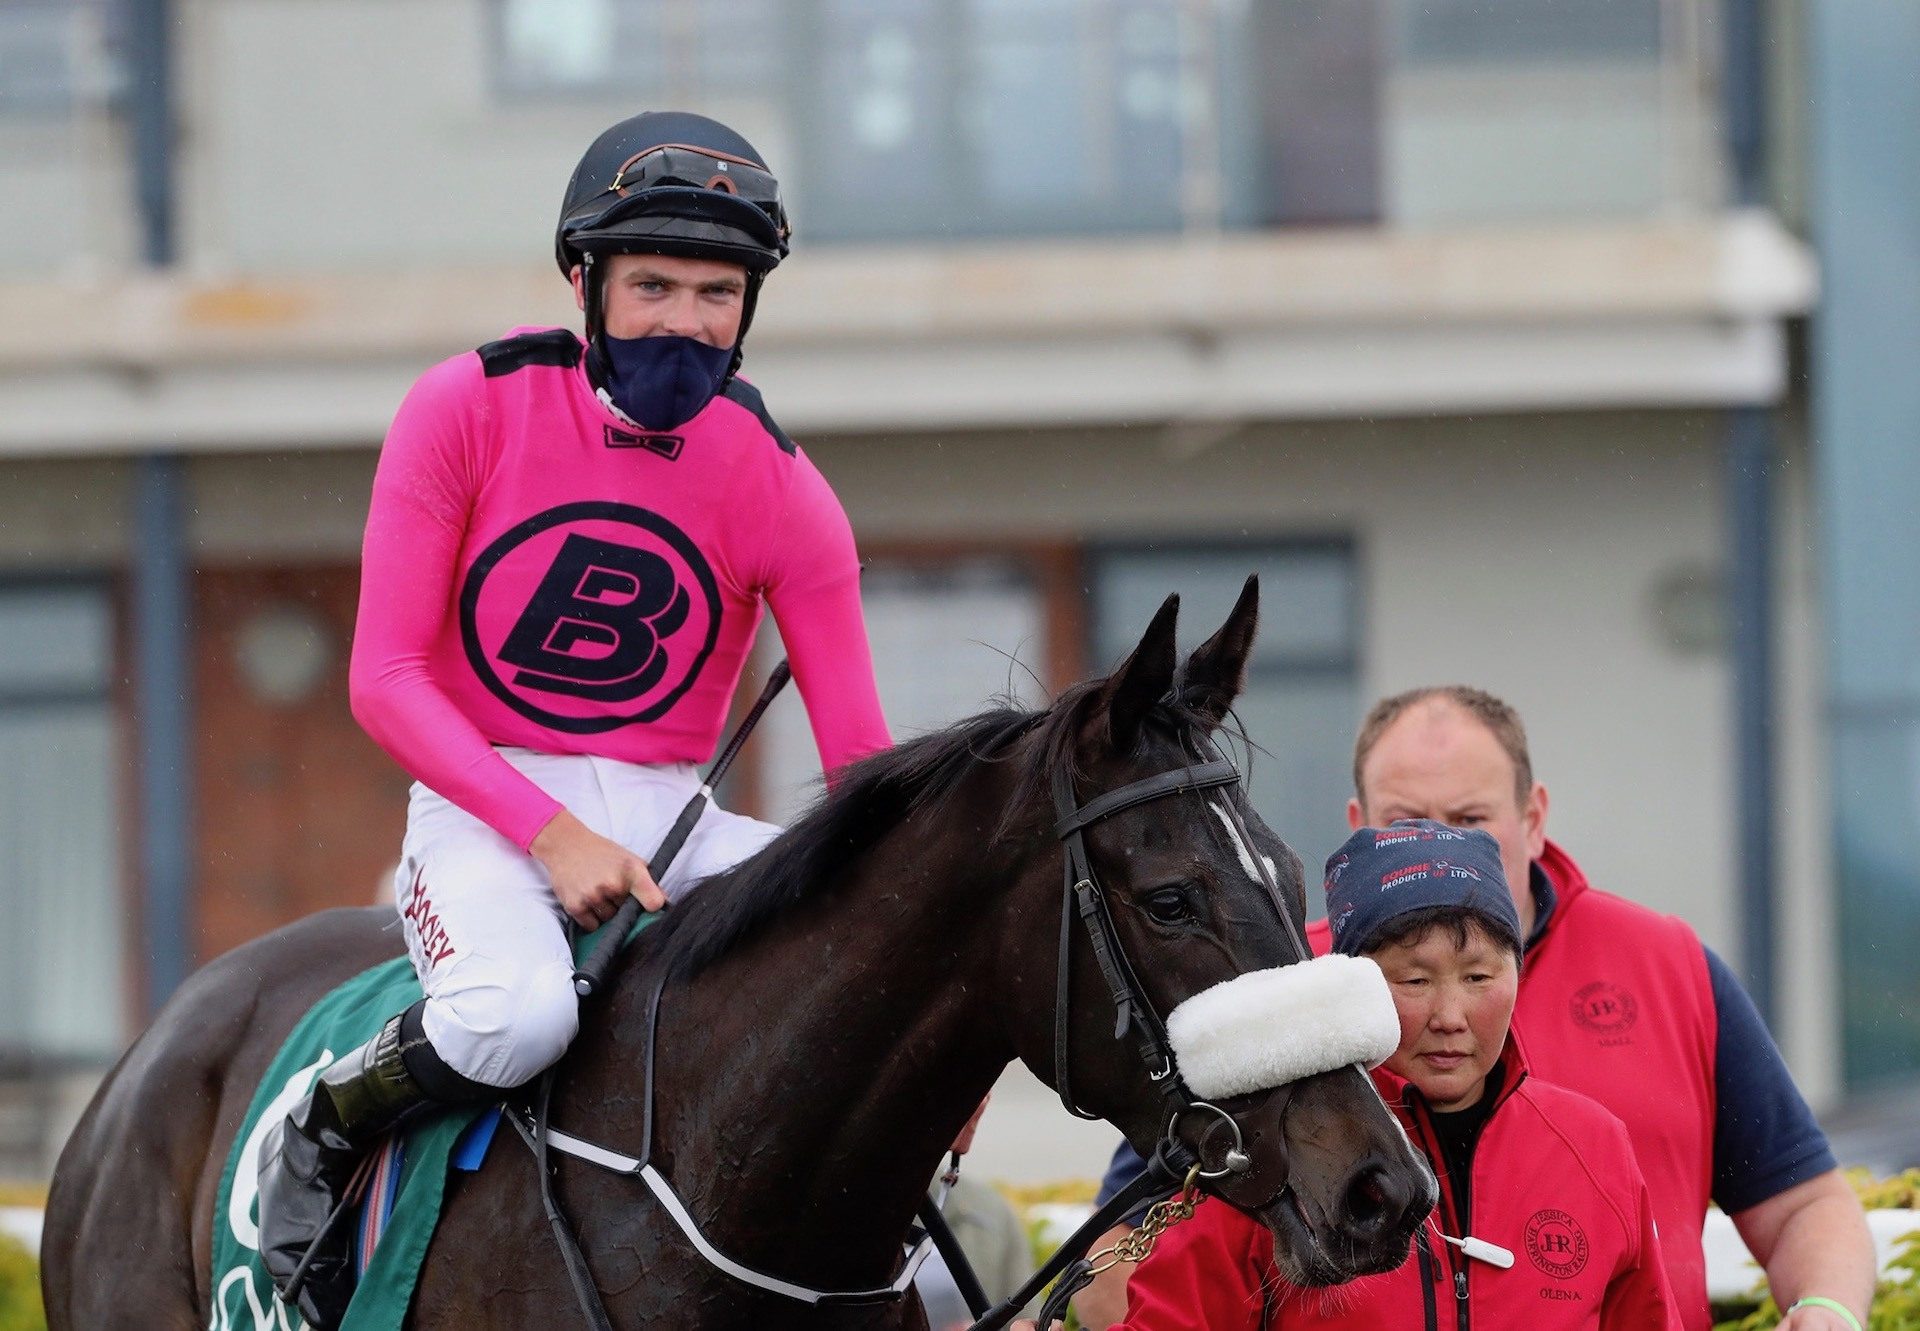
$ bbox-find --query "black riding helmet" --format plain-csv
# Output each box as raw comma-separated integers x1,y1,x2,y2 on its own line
556,111,791,372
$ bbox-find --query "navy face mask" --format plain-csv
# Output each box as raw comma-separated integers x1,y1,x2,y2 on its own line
592,333,733,432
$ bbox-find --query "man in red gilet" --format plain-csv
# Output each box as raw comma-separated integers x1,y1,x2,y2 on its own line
1339,687,1869,1330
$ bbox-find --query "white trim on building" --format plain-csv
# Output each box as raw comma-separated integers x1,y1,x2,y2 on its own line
0,213,1813,456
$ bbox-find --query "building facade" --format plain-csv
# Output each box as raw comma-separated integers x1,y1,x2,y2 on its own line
2,0,1899,1182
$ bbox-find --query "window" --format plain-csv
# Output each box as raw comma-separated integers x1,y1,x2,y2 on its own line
0,1,102,115
1380,0,1708,221
490,0,1247,241
1089,542,1360,904
1240,2,1385,226
793,0,1195,240
751,556,1048,823
1395,0,1662,63
492,0,783,101
0,581,124,1061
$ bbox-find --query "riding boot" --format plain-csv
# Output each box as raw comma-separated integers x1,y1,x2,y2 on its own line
257,1003,488,1329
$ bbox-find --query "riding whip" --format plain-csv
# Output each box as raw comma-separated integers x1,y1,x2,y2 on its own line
572,658,791,996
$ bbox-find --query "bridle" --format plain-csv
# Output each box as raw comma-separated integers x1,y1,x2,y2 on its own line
1048,739,1313,1183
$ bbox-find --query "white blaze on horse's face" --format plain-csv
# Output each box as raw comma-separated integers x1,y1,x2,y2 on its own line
1207,796,1286,910
1208,799,1264,883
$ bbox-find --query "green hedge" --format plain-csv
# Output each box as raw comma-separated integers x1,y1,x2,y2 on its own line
1713,1169,1920,1331
1712,1231,1919,1330
0,1231,44,1331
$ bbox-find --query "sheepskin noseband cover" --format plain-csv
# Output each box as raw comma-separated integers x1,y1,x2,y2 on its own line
1164,954,1400,1100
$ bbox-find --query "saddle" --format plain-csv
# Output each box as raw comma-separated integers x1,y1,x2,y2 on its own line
209,957,495,1331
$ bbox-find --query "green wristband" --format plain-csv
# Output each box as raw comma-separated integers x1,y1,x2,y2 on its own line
1791,1296,1863,1331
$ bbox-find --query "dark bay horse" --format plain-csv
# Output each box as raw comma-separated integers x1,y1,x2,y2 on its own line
43,579,1433,1328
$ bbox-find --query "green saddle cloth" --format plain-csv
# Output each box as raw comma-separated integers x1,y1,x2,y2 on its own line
208,919,654,1330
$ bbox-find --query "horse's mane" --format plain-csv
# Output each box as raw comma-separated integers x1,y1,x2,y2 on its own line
644,677,1220,981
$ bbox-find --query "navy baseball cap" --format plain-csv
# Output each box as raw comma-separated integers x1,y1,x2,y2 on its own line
1323,819,1521,957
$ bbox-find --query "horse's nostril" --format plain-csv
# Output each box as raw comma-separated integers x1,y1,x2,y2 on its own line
1341,1161,1407,1240
1350,1171,1387,1224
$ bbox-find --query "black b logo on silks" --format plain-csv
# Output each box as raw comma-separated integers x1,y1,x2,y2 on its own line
460,502,722,733
498,535,690,701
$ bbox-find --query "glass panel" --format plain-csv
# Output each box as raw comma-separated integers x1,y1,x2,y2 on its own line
798,0,1194,240
497,0,657,95
862,561,1049,729
751,558,1045,823
0,3,80,113
960,0,1184,223
0,585,110,693
1091,545,1354,667
1396,0,1662,63
0,588,121,1061
798,0,952,238
1092,544,1359,914
1241,0,1384,225
1230,672,1359,912
1381,0,1708,221
965,0,1090,210
1834,720,1920,1091
691,0,784,94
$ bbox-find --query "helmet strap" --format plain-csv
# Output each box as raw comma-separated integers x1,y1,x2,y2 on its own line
723,271,767,385
581,251,604,343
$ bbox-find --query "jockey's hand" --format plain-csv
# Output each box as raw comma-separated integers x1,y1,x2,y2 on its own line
530,810,666,928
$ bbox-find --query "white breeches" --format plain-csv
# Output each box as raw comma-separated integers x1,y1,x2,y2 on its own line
393,749,780,1087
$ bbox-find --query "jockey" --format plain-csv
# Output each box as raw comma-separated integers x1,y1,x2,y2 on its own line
257,110,892,1327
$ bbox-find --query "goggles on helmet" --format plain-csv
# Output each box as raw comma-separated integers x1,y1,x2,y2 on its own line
564,142,789,254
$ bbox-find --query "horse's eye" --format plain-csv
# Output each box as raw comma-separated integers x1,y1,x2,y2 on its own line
1145,888,1194,926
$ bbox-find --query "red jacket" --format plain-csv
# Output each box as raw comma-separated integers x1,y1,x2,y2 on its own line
1116,1050,1678,1331
1305,841,1719,1328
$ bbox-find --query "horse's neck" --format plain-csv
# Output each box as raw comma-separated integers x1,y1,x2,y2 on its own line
580,827,1017,1291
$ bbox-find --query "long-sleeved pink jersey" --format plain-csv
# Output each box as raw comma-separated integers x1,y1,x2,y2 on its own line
350,327,891,851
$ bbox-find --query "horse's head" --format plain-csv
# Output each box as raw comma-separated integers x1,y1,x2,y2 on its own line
1000,576,1436,1285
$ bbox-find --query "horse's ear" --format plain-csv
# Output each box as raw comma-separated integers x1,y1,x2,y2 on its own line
1181,575,1259,727
1101,593,1180,752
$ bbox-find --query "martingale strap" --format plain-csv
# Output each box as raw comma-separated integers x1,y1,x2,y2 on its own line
511,1112,938,1306
1049,757,1240,1119
519,969,942,1312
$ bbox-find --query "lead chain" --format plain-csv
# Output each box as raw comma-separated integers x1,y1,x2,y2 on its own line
1085,1165,1204,1275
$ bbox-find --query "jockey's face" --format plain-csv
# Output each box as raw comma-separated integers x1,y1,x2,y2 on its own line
1350,700,1548,938
572,253,749,348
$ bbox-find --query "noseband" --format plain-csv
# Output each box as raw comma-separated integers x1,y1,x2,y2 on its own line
1049,745,1315,1179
